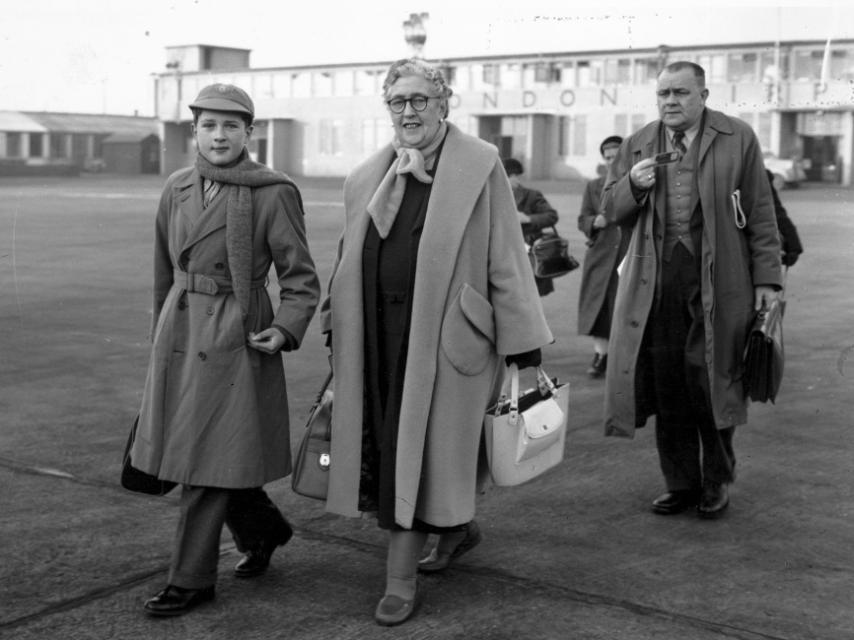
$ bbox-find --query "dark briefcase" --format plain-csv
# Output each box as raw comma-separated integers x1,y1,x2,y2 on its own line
743,298,785,403
121,415,178,496
529,227,580,279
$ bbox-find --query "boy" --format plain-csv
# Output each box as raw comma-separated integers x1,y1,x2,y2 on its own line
130,84,320,616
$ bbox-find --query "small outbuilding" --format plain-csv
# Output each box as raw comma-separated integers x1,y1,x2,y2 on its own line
102,132,160,174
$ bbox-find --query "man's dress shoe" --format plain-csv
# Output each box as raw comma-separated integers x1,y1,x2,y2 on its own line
374,592,419,626
698,483,729,519
234,518,294,578
144,585,215,617
651,490,700,515
418,520,482,573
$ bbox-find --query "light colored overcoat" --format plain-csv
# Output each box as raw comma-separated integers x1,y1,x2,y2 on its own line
131,166,320,487
321,124,553,528
602,108,781,438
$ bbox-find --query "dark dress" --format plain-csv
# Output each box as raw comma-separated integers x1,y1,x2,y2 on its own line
358,143,467,534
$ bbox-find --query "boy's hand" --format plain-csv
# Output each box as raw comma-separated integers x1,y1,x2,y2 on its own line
247,328,285,354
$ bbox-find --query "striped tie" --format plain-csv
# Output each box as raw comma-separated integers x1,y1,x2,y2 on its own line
203,179,221,208
672,131,687,156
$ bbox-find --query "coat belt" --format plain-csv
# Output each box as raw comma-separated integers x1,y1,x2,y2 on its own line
173,269,266,296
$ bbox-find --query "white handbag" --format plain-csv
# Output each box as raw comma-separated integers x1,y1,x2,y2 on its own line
484,364,569,486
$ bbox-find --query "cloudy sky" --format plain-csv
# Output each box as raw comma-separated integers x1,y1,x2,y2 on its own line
0,0,850,115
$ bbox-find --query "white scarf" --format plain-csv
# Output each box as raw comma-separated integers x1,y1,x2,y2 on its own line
366,121,447,239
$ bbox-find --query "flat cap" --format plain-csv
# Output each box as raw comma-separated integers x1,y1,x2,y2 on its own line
599,135,623,156
189,83,254,117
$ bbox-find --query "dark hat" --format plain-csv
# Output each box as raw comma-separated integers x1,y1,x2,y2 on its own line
189,83,254,117
599,135,623,156
502,157,524,176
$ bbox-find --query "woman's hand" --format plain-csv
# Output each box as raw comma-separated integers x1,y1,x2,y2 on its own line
247,327,286,354
505,348,542,370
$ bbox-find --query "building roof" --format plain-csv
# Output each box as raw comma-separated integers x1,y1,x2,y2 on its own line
20,112,158,136
152,37,854,77
166,43,251,53
103,131,159,144
0,111,47,132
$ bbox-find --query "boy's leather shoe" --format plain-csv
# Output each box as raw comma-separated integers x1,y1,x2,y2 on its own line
651,489,700,515
698,483,729,519
144,585,215,617
418,520,482,573
234,518,293,577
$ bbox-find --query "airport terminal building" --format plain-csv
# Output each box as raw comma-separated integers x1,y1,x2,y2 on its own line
153,39,854,186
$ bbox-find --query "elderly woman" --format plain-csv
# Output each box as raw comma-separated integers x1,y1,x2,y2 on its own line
320,58,552,626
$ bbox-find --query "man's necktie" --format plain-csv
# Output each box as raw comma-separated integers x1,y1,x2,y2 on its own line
672,131,687,155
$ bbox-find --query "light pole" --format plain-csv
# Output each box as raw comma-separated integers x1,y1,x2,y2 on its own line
165,60,182,123
403,12,429,58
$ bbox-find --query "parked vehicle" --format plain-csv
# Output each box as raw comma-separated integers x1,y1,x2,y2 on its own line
763,153,807,190
83,157,106,173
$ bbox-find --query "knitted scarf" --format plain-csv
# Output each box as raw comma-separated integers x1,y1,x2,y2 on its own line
195,150,295,317
366,121,447,239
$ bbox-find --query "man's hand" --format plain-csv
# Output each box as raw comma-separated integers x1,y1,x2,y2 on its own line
517,210,532,224
754,286,780,311
593,213,607,229
630,158,658,191
247,327,285,354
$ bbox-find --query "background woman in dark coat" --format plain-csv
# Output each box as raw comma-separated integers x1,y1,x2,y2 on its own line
766,169,804,268
502,157,560,296
577,135,627,378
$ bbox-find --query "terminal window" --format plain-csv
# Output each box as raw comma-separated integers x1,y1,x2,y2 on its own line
29,133,43,158
6,132,21,157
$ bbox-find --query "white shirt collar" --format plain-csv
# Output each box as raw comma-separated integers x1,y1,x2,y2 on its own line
667,120,702,149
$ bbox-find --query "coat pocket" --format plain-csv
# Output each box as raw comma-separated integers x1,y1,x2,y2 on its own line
441,284,496,376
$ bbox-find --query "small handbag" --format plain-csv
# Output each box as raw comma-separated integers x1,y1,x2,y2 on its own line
121,415,177,496
483,364,569,487
528,227,580,279
292,370,333,500
743,297,785,403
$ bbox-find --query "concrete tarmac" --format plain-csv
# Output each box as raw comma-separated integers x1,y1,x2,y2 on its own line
0,177,851,639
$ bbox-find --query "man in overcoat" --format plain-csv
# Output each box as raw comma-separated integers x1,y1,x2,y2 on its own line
601,62,782,519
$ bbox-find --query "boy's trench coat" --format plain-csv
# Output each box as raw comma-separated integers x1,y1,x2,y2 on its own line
602,108,782,438
321,124,553,529
131,166,320,488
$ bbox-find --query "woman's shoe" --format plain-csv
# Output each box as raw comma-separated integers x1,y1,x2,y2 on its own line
587,353,607,378
417,520,482,573
374,592,419,626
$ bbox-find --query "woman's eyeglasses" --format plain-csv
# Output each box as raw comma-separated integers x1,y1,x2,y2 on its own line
386,95,439,114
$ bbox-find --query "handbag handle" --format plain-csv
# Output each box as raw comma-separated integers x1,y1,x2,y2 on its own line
506,363,558,425
309,369,333,411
